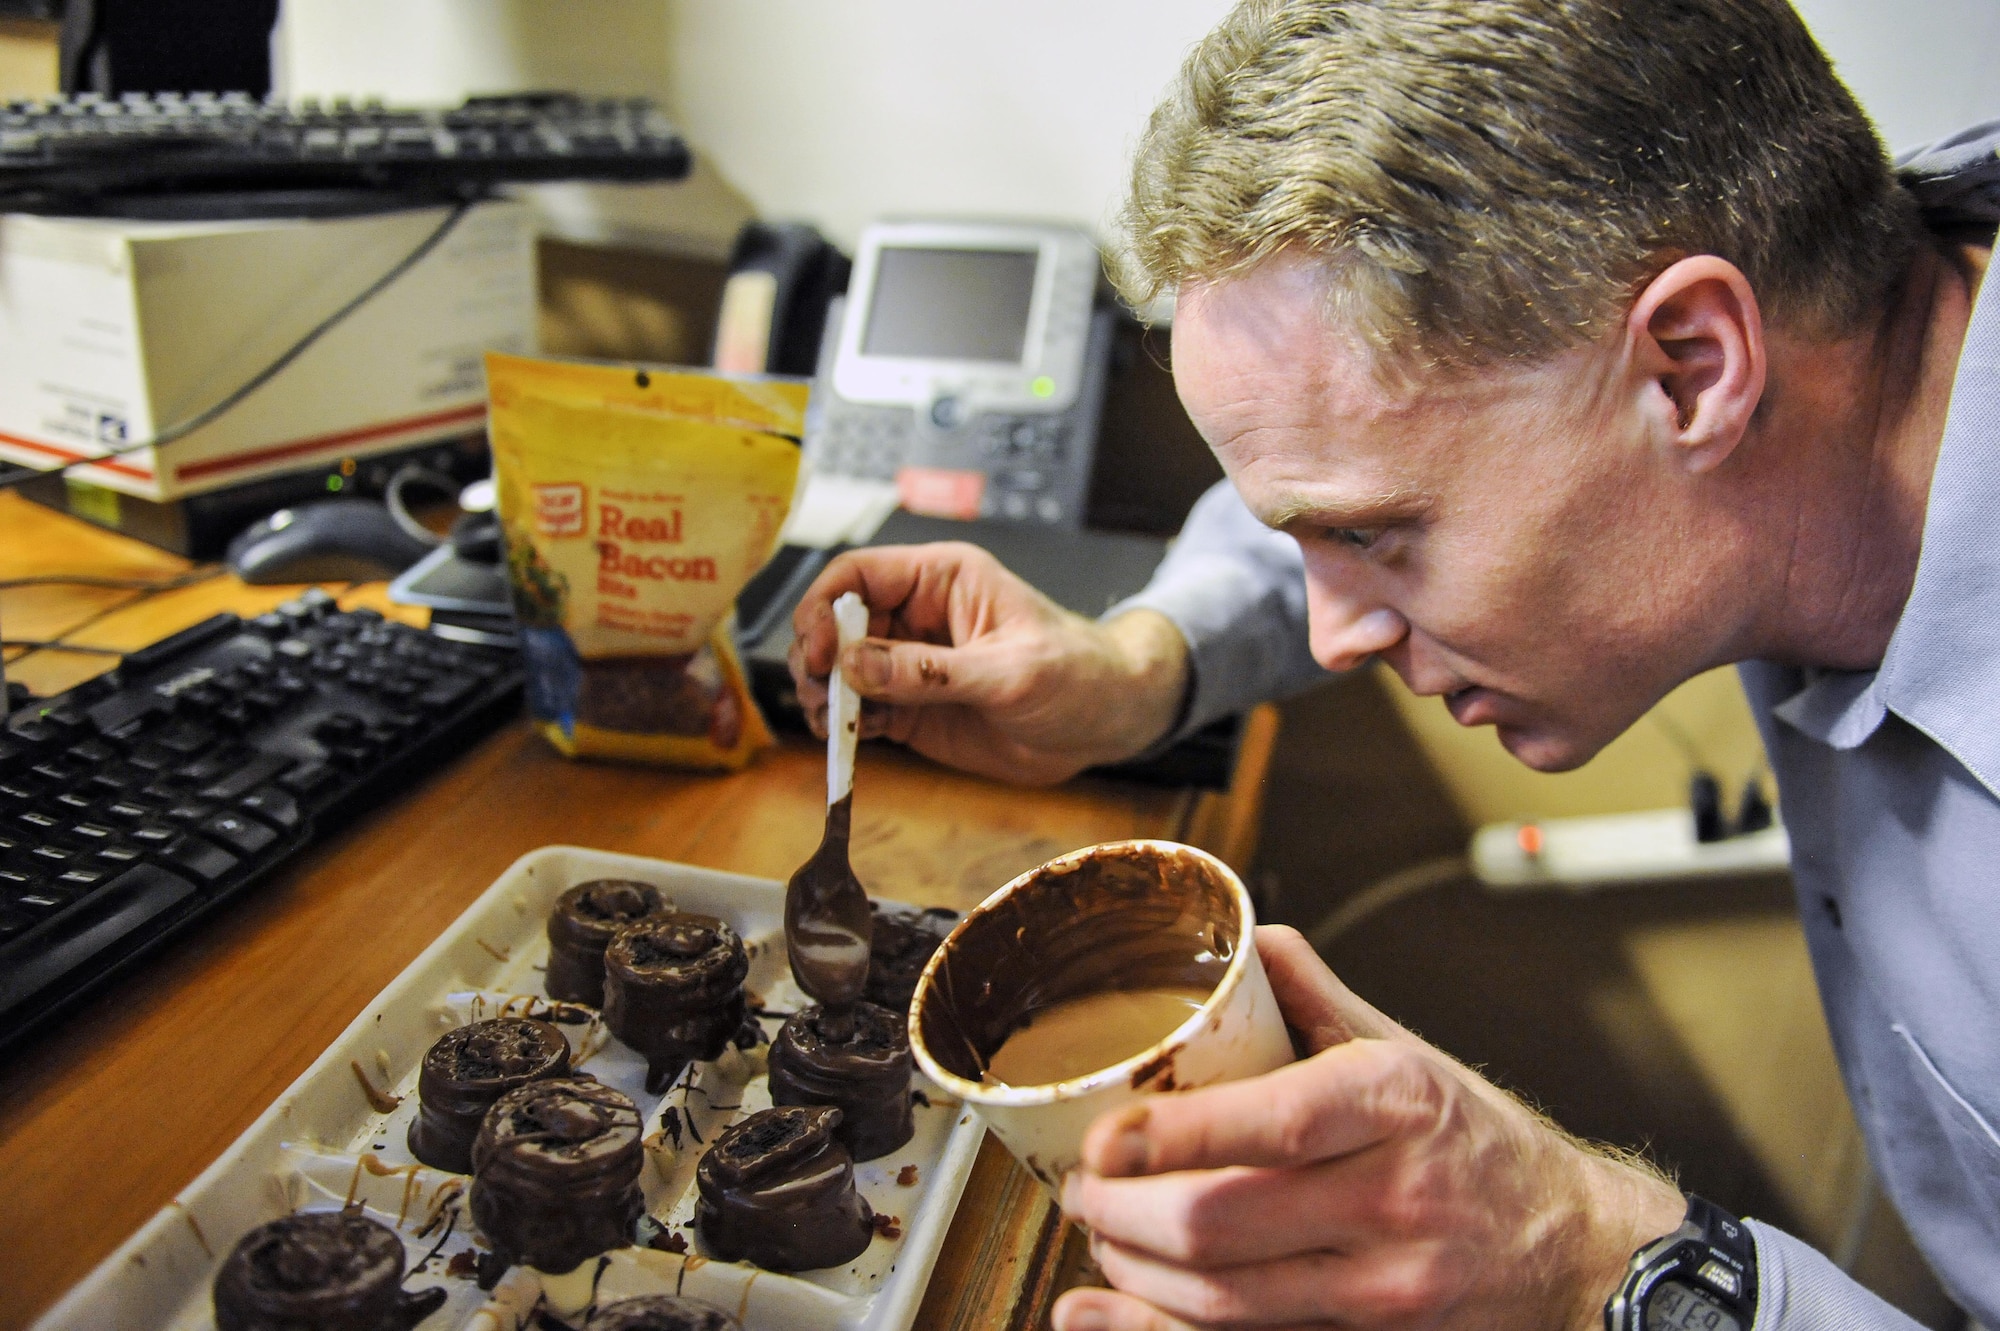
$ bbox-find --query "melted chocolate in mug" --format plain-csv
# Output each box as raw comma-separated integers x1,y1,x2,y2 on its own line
916,843,1236,1084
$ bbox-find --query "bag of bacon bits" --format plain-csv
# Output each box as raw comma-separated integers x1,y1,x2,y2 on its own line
485,352,805,770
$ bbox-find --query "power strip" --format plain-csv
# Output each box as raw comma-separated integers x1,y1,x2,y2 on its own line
1471,808,1789,891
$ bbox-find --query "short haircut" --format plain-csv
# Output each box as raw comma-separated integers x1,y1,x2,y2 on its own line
1121,0,1923,367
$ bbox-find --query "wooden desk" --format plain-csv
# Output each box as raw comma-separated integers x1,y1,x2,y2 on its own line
0,493,1276,1330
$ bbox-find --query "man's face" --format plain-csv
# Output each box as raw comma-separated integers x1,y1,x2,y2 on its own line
1172,258,1738,770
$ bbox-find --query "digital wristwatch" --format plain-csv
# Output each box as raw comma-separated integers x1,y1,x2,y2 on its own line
1604,1194,1759,1331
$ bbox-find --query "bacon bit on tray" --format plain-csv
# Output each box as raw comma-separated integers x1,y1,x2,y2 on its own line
446,1249,481,1279
648,1229,690,1254
896,1165,920,1187
910,1089,930,1107
871,1213,904,1240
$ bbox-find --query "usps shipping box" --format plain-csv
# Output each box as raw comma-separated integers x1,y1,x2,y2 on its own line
0,198,534,500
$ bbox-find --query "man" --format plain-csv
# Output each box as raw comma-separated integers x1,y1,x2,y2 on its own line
790,1,1999,1325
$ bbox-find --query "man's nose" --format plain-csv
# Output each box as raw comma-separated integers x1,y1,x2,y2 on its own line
1308,602,1408,672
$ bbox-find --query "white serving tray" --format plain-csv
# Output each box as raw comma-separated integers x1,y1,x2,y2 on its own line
35,846,984,1331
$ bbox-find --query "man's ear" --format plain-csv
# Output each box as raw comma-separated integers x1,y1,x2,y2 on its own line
1626,256,1766,473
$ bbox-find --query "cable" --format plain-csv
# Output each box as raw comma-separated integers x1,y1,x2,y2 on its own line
0,199,473,488
0,567,223,592
1305,854,1470,953
1,640,124,656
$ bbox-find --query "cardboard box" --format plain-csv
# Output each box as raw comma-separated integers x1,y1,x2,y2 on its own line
0,198,534,500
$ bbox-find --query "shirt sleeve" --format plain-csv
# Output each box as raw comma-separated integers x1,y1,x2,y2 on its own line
1748,1220,1929,1331
1103,479,1327,737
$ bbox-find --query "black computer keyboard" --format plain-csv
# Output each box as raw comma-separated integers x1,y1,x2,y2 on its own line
0,92,690,207
0,588,521,1054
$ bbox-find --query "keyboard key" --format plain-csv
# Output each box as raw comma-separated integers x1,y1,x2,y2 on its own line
202,812,277,856
69,822,115,841
277,761,337,797
104,801,152,822
314,714,366,742
56,867,108,890
54,791,94,813
0,863,198,1018
19,810,60,831
11,891,65,915
0,908,32,942
130,823,179,846
124,742,177,772
160,835,238,884
324,741,374,768
162,799,217,826
197,752,291,802
95,844,144,865
152,720,215,755
237,787,301,831
419,677,479,710
174,745,252,784
88,763,148,793
71,739,118,765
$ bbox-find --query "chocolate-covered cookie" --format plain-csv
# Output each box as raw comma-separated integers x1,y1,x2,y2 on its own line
213,1210,445,1331
603,913,749,1093
587,1295,741,1330
546,879,669,1006
470,1078,645,1275
768,1001,914,1161
407,1018,571,1174
694,1105,874,1271
864,902,958,1014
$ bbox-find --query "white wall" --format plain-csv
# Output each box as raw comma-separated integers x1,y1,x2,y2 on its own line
1793,0,2000,153
278,0,2000,257
659,1,1233,250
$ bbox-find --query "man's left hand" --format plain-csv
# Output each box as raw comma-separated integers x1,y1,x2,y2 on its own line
1053,927,1686,1331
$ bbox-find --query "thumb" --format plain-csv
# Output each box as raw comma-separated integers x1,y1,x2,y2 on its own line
838,637,1014,707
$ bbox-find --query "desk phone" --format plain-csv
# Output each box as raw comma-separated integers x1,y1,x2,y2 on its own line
806,220,1114,527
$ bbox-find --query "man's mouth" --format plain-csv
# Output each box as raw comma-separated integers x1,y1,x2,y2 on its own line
1444,686,1498,726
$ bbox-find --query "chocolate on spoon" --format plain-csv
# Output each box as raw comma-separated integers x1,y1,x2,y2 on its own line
785,591,874,1042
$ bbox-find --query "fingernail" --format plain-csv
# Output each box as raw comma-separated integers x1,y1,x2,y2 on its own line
845,641,891,691
1096,1106,1150,1176
1054,1298,1109,1331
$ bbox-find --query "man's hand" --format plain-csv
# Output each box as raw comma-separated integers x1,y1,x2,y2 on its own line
787,544,1189,785
1054,927,1687,1331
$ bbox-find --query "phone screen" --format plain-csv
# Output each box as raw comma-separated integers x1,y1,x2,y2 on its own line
862,247,1039,362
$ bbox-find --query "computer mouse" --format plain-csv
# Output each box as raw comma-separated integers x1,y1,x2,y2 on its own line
226,499,439,585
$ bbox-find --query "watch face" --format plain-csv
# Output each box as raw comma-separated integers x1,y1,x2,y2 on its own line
1645,1279,1744,1331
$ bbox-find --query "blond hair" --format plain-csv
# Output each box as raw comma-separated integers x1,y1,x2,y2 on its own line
1122,0,1922,366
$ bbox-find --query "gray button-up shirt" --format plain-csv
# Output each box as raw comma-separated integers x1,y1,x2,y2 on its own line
1111,124,2000,1328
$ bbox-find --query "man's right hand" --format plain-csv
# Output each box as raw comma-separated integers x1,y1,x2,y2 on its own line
787,543,1190,785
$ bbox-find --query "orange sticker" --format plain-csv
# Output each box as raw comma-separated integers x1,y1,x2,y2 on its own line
896,467,985,521
532,482,587,537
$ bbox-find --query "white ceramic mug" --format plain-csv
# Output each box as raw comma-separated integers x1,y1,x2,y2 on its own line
909,839,1295,1194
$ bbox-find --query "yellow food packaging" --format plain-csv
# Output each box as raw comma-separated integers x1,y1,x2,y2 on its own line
485,352,805,769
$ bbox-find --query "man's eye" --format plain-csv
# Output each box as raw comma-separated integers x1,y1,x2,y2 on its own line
1328,527,1379,551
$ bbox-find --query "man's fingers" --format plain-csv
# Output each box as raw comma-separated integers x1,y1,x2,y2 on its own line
1090,1233,1449,1327
1079,1039,1436,1178
1062,1155,1394,1266
1051,1288,1210,1331
1254,926,1407,1051
837,636,1022,708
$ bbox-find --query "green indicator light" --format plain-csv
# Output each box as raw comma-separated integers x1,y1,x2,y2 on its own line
326,474,343,492
1031,376,1055,398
